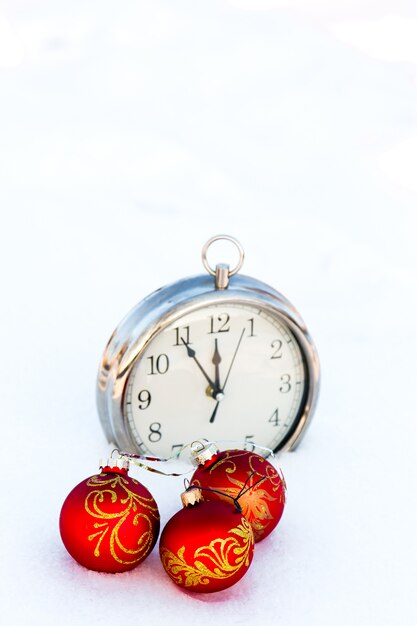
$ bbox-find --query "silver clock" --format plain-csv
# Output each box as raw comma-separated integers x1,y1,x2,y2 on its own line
97,235,320,458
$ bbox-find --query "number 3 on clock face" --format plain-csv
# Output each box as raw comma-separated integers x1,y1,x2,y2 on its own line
124,302,307,457
97,235,320,458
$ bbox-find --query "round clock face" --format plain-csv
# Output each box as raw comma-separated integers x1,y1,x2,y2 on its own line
123,302,307,457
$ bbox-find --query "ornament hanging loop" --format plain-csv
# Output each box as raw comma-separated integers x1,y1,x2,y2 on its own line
187,472,267,514
117,450,193,477
202,235,245,290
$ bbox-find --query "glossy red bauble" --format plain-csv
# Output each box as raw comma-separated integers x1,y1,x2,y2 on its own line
192,449,286,542
60,466,160,573
159,498,254,593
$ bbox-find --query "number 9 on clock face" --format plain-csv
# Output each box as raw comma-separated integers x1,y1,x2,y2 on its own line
123,302,307,457
97,235,320,458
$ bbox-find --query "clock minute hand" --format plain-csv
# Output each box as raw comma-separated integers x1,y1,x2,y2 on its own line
181,339,219,393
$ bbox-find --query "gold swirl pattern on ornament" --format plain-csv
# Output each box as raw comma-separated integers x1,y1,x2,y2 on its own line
160,517,253,588
209,450,286,495
197,451,286,539
84,473,159,565
209,475,278,538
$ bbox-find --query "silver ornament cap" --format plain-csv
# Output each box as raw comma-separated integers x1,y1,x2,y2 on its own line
99,456,130,472
190,441,219,467
181,487,203,508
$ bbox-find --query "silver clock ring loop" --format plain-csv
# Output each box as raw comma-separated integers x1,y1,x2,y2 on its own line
201,235,245,277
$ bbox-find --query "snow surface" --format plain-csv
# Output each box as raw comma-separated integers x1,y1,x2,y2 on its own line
1,1,416,625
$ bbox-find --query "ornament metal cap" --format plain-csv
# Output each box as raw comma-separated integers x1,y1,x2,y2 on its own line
190,441,219,467
99,457,130,472
181,487,203,507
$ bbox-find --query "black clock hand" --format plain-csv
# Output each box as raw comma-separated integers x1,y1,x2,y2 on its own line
209,328,245,423
222,327,245,391
209,401,220,424
208,340,223,421
181,339,220,394
212,338,221,391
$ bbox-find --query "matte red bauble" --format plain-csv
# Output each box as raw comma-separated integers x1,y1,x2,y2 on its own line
60,460,160,573
191,446,286,542
159,489,254,593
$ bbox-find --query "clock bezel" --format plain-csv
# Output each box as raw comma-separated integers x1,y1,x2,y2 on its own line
96,273,320,456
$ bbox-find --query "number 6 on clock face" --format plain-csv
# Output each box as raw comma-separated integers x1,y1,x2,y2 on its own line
97,236,320,457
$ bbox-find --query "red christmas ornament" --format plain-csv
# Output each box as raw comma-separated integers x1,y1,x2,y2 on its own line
191,444,286,542
159,487,254,593
59,458,160,573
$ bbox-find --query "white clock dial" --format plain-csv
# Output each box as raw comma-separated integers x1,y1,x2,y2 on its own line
124,302,306,457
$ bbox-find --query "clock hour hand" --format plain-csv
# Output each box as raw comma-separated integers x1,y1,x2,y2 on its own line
181,339,220,395
209,328,245,423
212,338,221,391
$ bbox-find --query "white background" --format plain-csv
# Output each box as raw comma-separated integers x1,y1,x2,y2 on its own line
1,1,416,624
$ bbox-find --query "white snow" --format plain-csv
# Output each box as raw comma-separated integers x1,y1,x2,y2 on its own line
0,1,416,625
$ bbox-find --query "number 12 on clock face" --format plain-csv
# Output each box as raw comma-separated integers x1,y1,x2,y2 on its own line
97,235,319,458
124,302,307,457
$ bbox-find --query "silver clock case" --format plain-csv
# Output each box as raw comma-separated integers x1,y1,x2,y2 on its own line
96,273,320,455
